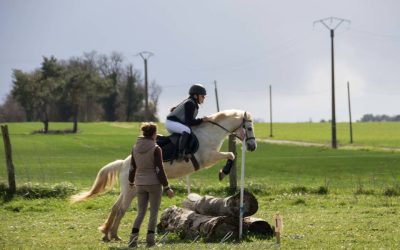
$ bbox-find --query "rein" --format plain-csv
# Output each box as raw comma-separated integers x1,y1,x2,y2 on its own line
207,111,255,142
207,120,243,140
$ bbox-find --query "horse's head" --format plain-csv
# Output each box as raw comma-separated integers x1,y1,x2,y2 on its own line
238,112,257,151
206,109,257,152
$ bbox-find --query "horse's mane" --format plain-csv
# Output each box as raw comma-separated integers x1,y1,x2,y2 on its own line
208,109,252,123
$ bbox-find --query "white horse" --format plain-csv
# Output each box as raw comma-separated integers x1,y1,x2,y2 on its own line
70,109,257,241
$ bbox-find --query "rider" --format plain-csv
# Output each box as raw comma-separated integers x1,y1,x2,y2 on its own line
166,84,210,160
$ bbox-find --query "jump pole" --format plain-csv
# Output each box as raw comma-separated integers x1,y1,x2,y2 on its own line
239,137,246,240
186,175,191,194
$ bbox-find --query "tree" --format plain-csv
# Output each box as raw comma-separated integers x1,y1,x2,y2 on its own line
360,114,400,122
148,80,162,121
12,56,64,133
0,94,26,122
7,51,162,124
62,57,106,132
80,51,105,122
97,52,124,121
11,69,38,121
37,56,64,132
124,64,143,121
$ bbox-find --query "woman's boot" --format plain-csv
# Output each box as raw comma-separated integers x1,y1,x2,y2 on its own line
128,228,139,248
146,232,155,247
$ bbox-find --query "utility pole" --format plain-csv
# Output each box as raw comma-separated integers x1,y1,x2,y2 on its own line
214,80,220,112
137,51,154,121
269,84,273,137
347,81,353,143
314,17,350,149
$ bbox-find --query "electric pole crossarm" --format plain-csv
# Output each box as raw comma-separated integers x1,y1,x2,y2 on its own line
314,17,350,30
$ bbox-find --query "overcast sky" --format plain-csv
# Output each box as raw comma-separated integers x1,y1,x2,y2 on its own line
1,0,399,122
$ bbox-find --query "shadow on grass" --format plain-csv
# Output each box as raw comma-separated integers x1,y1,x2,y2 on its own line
31,129,78,134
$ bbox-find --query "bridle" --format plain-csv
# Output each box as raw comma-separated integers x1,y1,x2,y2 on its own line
207,112,255,142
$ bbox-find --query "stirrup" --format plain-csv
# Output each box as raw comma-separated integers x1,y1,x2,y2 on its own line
176,150,186,162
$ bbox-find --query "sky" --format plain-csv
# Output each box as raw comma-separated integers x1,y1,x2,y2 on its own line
1,0,399,122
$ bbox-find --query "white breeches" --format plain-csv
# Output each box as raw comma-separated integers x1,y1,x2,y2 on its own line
165,120,191,134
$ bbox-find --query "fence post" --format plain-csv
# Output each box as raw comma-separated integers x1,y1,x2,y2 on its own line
228,135,237,192
1,125,16,194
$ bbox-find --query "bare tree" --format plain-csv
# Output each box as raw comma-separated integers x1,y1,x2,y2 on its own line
97,52,124,121
0,94,26,122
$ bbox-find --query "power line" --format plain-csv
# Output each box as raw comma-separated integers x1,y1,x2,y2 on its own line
351,28,400,40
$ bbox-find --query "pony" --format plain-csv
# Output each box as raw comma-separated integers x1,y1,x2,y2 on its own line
70,109,257,241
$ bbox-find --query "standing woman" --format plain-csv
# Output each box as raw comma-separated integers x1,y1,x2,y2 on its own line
128,122,174,248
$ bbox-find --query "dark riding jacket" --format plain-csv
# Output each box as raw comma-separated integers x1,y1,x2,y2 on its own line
167,96,203,126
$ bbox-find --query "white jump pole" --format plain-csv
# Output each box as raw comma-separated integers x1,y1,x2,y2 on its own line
239,137,246,240
186,175,191,194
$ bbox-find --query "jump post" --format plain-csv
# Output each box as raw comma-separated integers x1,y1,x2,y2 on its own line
239,136,246,240
1,125,16,194
228,134,237,191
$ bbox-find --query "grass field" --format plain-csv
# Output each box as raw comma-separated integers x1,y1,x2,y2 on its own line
1,122,400,249
255,122,400,148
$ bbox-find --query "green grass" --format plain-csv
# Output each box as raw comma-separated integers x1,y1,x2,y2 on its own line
255,122,400,148
0,122,166,186
0,121,400,249
1,122,399,189
1,192,399,249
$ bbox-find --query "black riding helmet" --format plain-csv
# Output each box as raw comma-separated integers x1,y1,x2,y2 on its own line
189,84,207,96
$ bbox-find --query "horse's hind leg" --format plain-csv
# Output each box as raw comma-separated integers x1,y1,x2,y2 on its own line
99,194,123,242
108,189,136,241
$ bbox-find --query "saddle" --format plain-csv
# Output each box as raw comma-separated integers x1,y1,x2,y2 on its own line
156,133,200,170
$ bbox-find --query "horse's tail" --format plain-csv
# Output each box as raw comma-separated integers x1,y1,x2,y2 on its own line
70,159,124,203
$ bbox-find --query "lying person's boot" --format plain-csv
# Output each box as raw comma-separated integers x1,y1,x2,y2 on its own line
218,159,234,181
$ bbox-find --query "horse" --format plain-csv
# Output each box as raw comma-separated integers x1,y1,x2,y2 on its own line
70,109,257,241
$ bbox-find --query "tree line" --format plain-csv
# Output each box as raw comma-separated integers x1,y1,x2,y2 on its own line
360,114,400,122
0,51,161,133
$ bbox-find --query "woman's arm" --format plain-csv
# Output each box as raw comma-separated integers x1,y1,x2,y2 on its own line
154,146,169,188
128,150,137,186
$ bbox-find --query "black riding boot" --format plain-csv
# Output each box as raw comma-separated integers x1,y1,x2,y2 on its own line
177,132,190,161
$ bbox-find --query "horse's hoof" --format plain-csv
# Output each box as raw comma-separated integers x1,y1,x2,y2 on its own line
218,170,225,181
102,235,110,242
111,235,122,241
98,225,107,234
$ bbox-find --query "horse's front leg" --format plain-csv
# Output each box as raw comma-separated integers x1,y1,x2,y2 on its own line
207,151,236,181
209,150,235,163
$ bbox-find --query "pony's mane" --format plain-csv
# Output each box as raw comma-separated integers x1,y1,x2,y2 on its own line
209,109,251,123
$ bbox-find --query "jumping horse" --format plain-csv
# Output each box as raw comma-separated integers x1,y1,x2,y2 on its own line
70,109,257,241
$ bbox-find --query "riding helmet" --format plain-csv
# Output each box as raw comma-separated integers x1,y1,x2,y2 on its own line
189,84,207,96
